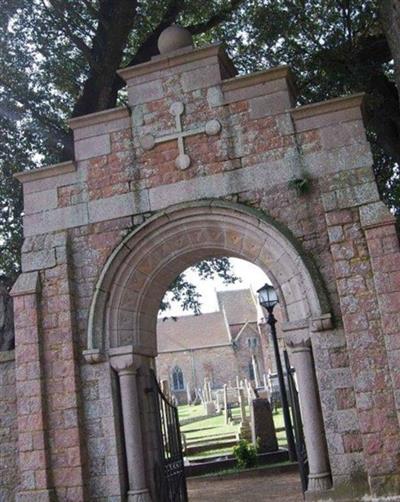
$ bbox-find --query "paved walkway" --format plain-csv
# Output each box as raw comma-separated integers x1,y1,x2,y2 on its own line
187,466,303,502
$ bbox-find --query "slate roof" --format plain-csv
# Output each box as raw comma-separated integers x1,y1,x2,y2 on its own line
157,311,230,352
217,289,258,325
157,288,259,352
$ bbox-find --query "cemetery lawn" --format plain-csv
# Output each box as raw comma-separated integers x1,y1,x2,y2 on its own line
178,404,286,460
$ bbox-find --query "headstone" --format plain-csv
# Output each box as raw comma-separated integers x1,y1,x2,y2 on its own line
223,384,229,425
263,373,268,390
250,398,278,453
238,388,251,440
252,354,261,388
186,383,192,405
205,401,216,416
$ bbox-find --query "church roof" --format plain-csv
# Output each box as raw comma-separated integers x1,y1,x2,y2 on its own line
157,311,230,352
217,289,258,325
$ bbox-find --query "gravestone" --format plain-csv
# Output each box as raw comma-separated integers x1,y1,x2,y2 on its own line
250,398,278,453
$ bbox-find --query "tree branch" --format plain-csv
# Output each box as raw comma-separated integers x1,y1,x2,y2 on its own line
186,0,245,35
42,0,95,67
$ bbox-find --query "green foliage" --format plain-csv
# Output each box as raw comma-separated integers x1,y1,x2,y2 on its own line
232,439,258,469
1,0,400,292
160,257,240,314
288,175,311,196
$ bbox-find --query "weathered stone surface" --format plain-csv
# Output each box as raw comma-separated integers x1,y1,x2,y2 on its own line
24,189,58,214
21,248,57,272
250,398,278,453
7,34,400,502
127,79,164,106
75,134,111,161
88,192,150,223
249,91,293,119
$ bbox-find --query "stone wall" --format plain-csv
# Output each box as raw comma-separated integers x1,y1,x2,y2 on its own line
9,35,400,501
0,351,18,501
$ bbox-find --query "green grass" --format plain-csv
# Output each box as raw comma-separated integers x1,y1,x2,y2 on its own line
179,404,287,459
190,460,295,479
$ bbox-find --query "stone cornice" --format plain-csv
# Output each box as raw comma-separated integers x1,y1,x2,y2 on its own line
68,106,130,130
291,93,365,120
10,271,40,297
0,350,15,363
14,161,76,184
222,65,296,95
157,342,232,354
359,201,396,230
118,42,236,82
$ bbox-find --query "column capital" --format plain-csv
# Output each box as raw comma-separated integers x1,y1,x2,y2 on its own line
287,338,312,354
110,351,141,375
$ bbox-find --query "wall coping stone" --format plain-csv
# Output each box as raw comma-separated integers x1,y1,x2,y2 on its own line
14,160,76,184
222,65,296,96
291,93,365,120
118,42,236,82
10,271,40,297
359,201,396,229
68,106,130,130
158,342,232,354
0,350,15,363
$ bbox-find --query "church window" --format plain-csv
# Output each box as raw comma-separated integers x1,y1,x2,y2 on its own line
248,361,255,381
253,337,257,348
172,366,184,391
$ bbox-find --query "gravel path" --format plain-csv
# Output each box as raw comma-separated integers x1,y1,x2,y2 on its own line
187,467,303,502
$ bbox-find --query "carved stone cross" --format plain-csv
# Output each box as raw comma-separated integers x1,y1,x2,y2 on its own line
139,101,221,170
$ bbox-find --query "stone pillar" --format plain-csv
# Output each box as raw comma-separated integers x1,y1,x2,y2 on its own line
10,272,55,501
288,340,331,492
110,353,152,502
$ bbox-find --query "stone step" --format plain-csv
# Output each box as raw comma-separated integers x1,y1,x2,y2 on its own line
185,438,238,455
187,432,237,444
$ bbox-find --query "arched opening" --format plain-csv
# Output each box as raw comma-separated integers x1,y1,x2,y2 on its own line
85,201,333,501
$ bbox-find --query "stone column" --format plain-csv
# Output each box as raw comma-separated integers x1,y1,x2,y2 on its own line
110,353,152,502
288,340,331,492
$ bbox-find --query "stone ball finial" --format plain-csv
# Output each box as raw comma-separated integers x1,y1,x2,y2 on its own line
157,24,193,55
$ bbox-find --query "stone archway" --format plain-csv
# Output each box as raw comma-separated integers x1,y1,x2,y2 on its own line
86,200,331,356
84,200,333,499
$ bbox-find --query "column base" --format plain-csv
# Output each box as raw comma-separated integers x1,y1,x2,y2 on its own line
128,488,152,502
17,489,57,502
307,471,332,492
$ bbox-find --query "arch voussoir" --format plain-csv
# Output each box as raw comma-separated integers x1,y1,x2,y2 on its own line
86,200,331,354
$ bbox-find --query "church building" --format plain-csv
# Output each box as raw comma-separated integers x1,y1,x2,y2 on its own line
156,289,269,402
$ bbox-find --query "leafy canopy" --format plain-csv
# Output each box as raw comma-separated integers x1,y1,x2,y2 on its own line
1,0,399,312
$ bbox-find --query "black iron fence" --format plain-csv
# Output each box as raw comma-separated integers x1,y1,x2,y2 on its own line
150,369,188,502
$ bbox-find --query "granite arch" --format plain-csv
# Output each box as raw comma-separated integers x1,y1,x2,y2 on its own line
85,200,332,359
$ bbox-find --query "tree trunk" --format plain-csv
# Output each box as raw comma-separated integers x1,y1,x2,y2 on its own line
380,0,400,96
0,283,14,351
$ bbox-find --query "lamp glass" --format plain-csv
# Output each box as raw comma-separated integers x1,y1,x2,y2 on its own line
257,283,278,309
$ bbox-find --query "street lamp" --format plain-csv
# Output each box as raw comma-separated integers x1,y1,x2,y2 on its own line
257,283,296,461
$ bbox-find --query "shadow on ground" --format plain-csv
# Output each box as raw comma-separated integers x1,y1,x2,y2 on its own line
187,466,303,502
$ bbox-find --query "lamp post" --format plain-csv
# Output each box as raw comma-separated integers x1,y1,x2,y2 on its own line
257,283,296,461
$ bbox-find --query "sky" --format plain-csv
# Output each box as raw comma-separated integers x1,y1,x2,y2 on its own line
160,257,270,317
